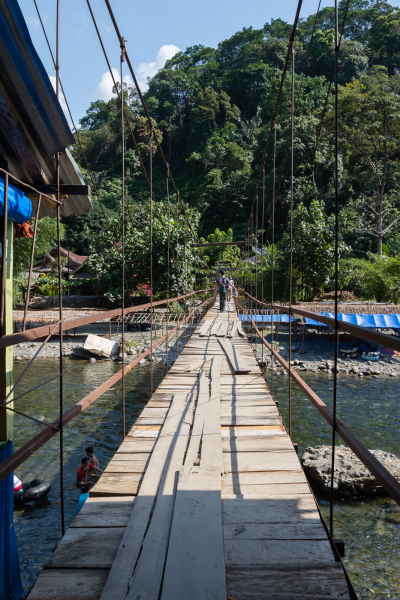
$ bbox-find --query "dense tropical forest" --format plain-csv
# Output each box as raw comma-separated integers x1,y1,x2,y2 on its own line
14,0,400,303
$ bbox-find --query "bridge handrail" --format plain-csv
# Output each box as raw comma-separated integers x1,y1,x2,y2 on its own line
237,298,400,506
0,293,214,482
0,289,212,351
241,291,400,353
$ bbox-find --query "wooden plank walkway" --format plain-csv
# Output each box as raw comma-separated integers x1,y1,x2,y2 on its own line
28,301,351,600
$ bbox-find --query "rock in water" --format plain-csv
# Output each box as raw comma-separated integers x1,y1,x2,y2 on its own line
301,445,400,497
83,334,119,358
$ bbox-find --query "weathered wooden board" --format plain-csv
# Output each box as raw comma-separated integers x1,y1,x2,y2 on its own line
222,436,294,452
183,369,207,473
113,452,150,461
223,451,301,472
28,569,109,600
71,499,134,527
45,527,125,569
161,467,226,600
224,538,336,568
223,522,326,540
222,471,308,486
221,417,282,426
199,319,213,336
140,407,169,418
126,420,191,600
129,429,160,438
216,320,229,337
90,473,142,496
100,393,189,600
226,567,351,600
222,496,320,525
221,427,286,436
222,482,311,496
116,440,156,453
201,355,223,472
220,406,278,417
104,460,148,473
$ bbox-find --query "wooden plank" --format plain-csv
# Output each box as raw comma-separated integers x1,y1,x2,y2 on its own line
71,498,135,528
140,407,169,418
227,321,238,338
161,467,226,600
222,496,320,525
221,417,282,426
218,338,251,373
117,440,155,453
221,427,286,436
226,567,351,600
127,423,191,599
223,451,301,472
113,452,150,461
216,320,229,337
90,473,142,496
222,471,308,486
100,393,190,600
222,436,295,452
224,538,336,568
222,482,311,496
220,406,278,417
104,460,148,473
199,319,213,336
223,522,327,540
183,368,208,474
28,569,109,600
209,320,223,336
184,357,212,372
45,527,125,569
201,355,223,472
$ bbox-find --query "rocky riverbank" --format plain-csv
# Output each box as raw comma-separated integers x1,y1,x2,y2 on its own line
256,346,400,377
12,327,190,368
301,445,400,497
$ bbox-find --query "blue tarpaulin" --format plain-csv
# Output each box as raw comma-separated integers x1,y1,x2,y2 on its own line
0,441,24,600
0,177,32,224
239,314,296,323
305,313,400,328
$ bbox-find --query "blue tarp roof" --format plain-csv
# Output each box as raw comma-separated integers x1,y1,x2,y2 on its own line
305,313,400,328
239,314,296,323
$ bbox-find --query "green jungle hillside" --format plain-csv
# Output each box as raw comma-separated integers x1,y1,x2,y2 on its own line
14,0,400,303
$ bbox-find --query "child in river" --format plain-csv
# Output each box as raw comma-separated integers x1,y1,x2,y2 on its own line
85,446,99,468
76,457,102,487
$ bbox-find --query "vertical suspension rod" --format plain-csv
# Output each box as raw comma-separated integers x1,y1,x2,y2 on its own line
56,0,65,537
289,40,295,439
330,0,340,537
121,40,126,437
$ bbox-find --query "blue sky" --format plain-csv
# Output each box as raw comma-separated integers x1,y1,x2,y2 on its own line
19,0,400,128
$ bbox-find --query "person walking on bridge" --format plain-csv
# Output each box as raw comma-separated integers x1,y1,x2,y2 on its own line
215,270,230,312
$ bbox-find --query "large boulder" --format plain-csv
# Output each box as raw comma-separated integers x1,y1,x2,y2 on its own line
302,445,400,497
83,334,119,358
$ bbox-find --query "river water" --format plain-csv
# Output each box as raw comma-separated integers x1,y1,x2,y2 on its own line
11,359,400,599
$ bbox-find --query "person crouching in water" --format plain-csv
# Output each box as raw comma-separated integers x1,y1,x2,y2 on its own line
76,457,102,487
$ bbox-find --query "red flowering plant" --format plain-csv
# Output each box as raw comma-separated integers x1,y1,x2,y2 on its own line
132,279,152,297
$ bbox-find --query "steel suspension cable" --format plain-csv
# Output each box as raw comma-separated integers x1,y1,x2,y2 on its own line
102,0,209,268
271,125,277,396
243,0,303,243
32,0,110,225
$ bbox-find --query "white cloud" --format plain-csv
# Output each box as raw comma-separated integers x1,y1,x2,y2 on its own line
92,44,180,102
136,44,180,91
24,14,40,27
49,75,68,114
92,67,133,102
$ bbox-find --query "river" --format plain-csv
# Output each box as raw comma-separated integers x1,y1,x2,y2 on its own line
11,359,400,599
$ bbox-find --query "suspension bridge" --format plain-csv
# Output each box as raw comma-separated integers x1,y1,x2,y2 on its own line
0,0,400,598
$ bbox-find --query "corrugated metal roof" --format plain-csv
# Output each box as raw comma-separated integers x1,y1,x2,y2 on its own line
305,313,400,328
0,0,92,217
